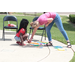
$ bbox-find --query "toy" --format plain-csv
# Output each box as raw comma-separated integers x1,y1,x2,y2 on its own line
54,46,66,51
30,42,39,46
8,24,16,27
30,41,47,46
40,47,43,48
30,42,39,45
33,45,39,46
29,41,47,48
54,46,63,49
57,48,65,51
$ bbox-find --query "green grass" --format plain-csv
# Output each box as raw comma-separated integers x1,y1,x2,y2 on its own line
51,16,75,45
70,53,75,62
0,14,75,45
0,14,45,35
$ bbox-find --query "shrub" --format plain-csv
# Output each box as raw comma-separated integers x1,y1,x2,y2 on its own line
69,14,75,23
0,12,7,14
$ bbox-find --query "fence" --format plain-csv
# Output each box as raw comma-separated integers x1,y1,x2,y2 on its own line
0,12,43,16
23,12,43,16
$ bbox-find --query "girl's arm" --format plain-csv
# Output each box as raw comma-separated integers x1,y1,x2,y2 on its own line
20,33,24,45
45,18,53,27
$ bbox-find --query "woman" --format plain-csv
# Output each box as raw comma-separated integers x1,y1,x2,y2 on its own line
28,12,71,48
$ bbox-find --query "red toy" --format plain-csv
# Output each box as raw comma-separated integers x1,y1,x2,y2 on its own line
8,24,16,27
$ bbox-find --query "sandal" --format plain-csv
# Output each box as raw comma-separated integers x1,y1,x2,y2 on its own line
67,42,71,48
16,41,20,44
19,43,26,46
45,42,53,46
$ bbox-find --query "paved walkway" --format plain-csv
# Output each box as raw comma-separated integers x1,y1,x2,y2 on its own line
0,30,75,62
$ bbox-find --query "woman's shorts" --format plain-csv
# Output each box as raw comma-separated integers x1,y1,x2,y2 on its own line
14,36,21,41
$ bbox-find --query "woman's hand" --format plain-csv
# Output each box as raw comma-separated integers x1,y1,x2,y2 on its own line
28,38,32,43
45,22,49,27
45,18,53,27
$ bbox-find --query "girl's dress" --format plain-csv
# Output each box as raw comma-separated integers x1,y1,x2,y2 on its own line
14,28,25,41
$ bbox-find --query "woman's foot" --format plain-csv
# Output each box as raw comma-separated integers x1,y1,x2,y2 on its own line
67,42,71,48
45,42,53,46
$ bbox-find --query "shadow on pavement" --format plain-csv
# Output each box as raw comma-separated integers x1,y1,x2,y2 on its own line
0,38,12,41
22,44,47,48
10,44,19,46
10,39,48,48
10,43,47,48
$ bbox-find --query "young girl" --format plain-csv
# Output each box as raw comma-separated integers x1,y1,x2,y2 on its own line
14,19,29,46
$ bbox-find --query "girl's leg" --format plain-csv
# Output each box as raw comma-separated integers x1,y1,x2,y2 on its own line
14,36,20,44
23,34,28,41
19,34,28,46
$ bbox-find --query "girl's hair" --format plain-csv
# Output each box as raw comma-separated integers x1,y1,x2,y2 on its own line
17,19,29,33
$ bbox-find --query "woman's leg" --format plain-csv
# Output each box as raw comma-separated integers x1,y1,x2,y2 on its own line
54,13,71,47
46,21,54,42
54,13,69,41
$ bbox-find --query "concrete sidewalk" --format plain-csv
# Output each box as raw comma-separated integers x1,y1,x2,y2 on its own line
0,30,75,62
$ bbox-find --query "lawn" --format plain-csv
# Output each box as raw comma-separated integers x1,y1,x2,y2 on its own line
0,13,75,45
51,16,75,45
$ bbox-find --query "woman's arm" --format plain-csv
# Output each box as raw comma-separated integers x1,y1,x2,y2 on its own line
28,25,40,43
31,27,38,39
45,18,53,27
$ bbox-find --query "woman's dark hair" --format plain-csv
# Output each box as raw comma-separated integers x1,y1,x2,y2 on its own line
17,19,29,33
